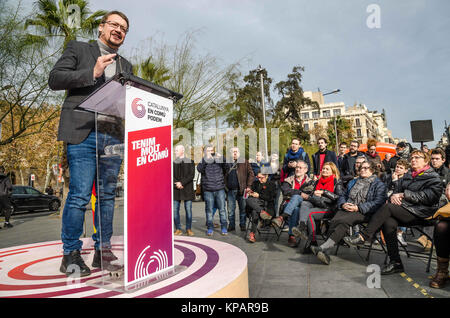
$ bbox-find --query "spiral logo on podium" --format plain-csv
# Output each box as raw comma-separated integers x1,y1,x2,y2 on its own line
131,98,146,118
134,245,169,281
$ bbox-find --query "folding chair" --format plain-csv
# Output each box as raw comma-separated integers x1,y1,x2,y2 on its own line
245,204,285,242
402,218,436,272
365,219,436,272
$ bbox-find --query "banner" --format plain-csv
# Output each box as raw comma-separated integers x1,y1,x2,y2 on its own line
124,86,174,285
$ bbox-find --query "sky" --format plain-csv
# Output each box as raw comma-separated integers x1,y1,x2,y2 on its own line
20,0,450,148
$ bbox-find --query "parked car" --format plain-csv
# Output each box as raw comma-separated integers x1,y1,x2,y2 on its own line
5,185,61,215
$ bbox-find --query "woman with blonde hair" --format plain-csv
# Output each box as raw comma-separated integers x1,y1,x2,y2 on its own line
292,162,344,253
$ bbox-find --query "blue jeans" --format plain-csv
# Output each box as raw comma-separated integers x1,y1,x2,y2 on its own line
62,131,122,255
173,200,193,230
284,194,303,216
227,189,246,228
283,194,303,235
204,189,227,230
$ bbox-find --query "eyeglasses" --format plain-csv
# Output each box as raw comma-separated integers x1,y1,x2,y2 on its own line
360,166,370,171
105,21,128,34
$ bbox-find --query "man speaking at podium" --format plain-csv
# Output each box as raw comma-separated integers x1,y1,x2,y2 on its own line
48,11,133,277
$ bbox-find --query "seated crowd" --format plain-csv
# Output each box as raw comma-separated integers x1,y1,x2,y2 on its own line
173,138,450,289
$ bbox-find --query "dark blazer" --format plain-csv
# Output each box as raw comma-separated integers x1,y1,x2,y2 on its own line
224,159,255,196
173,159,195,201
48,40,133,144
312,149,338,176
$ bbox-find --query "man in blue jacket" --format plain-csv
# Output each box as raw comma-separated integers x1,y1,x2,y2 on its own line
197,145,228,236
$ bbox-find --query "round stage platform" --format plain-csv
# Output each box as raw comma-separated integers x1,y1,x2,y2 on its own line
0,237,249,298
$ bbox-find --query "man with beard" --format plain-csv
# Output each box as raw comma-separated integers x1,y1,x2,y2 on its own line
312,137,338,179
49,11,133,277
339,140,366,186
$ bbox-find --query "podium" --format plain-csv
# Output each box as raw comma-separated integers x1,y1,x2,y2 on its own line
78,73,185,292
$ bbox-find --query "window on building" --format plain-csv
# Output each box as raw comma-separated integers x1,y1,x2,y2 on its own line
322,110,331,117
356,128,362,137
304,123,309,131
355,118,361,126
301,112,309,120
333,109,341,116
312,111,320,119
314,122,319,128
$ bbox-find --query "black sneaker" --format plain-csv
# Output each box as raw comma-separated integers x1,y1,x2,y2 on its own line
240,224,246,231
292,222,308,240
92,249,121,271
381,261,404,275
227,225,236,232
60,250,91,277
343,233,366,247
4,222,13,228
302,240,318,254
310,246,330,265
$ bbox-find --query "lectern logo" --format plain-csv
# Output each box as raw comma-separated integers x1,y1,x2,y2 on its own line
131,98,146,118
134,245,169,281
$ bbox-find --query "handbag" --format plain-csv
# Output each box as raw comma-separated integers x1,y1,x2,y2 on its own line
433,202,450,219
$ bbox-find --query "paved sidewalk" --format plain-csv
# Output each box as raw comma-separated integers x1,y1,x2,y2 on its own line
1,199,449,298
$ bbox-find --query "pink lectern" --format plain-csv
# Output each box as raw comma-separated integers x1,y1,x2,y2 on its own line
78,73,185,292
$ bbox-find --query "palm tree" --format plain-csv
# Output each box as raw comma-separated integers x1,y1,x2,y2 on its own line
133,57,171,86
24,0,107,49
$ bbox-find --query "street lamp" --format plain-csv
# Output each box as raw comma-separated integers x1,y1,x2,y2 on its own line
257,65,269,160
323,89,341,96
211,102,219,151
321,89,341,152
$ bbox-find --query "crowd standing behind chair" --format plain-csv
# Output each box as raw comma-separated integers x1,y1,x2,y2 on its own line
173,138,450,290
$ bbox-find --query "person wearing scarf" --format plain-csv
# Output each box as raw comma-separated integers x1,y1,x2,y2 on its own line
310,161,386,265
344,149,443,275
292,162,344,253
282,138,311,177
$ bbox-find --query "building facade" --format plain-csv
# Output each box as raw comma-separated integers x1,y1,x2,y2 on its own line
301,91,393,145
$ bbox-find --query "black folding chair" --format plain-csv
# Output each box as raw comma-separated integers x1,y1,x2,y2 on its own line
245,204,284,242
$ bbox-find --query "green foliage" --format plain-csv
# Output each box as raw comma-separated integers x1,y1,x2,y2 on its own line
0,1,61,146
130,31,241,131
272,66,318,144
224,67,273,129
24,0,107,49
133,57,171,86
326,116,355,150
